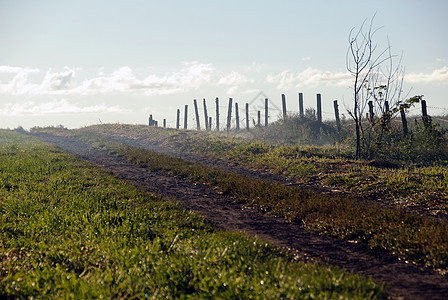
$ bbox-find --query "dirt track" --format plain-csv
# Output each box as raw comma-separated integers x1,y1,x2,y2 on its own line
34,132,448,300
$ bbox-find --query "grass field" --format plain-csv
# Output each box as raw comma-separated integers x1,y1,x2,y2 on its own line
39,124,448,274
79,124,448,217
0,130,384,298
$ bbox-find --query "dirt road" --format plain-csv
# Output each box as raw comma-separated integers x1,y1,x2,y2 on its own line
34,132,448,299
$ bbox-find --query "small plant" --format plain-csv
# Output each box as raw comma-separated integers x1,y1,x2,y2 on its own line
259,113,337,146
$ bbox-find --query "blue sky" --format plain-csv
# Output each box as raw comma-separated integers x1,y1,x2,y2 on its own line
0,0,447,129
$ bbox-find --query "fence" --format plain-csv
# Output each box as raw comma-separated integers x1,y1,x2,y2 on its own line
147,94,436,136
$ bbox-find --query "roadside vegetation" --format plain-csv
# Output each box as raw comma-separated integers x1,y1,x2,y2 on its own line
33,126,448,274
0,130,384,299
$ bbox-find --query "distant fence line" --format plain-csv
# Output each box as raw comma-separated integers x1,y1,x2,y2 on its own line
147,93,435,136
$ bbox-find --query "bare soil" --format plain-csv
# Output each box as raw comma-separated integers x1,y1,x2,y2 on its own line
33,132,448,300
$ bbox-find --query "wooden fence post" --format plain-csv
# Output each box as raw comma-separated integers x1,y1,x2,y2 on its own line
265,98,268,126
299,93,304,117
184,105,188,129
193,99,201,130
421,100,430,128
203,98,209,130
235,102,240,130
149,114,153,126
215,97,220,131
176,109,180,129
163,119,166,128
209,117,212,130
257,111,261,127
400,108,408,136
245,103,249,131
226,98,233,131
368,100,374,122
421,100,428,117
333,100,341,134
282,94,287,119
316,94,322,123
154,121,158,127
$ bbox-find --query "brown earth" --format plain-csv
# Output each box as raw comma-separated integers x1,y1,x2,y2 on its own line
33,132,448,300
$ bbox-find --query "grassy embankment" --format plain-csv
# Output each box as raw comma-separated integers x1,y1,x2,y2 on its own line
0,130,384,299
50,125,448,273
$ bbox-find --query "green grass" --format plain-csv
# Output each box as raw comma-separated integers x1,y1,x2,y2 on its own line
77,124,448,216
63,127,448,273
0,130,384,299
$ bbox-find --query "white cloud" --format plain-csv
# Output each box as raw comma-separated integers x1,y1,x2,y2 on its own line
405,67,448,83
0,66,40,95
77,61,215,95
40,69,75,92
217,71,254,95
218,71,254,86
77,66,136,94
0,62,216,96
265,67,351,89
0,66,80,95
142,61,215,95
0,99,128,116
301,57,312,61
265,70,297,89
436,58,446,62
226,86,239,95
0,66,38,74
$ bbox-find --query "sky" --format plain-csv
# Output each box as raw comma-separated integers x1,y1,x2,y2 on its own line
0,0,447,129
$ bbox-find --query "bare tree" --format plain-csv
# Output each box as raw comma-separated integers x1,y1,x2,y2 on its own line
346,15,409,158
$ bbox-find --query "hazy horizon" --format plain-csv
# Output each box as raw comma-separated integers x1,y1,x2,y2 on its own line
1,0,447,129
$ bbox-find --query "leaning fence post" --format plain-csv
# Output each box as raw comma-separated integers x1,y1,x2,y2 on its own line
333,100,341,134
282,94,287,120
299,92,304,117
203,98,209,130
226,98,233,131
184,105,188,129
215,97,220,131
316,94,322,123
400,108,408,136
193,99,201,130
265,98,269,127
235,102,240,130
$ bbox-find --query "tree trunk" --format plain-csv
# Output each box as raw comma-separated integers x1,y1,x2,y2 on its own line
355,119,361,158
